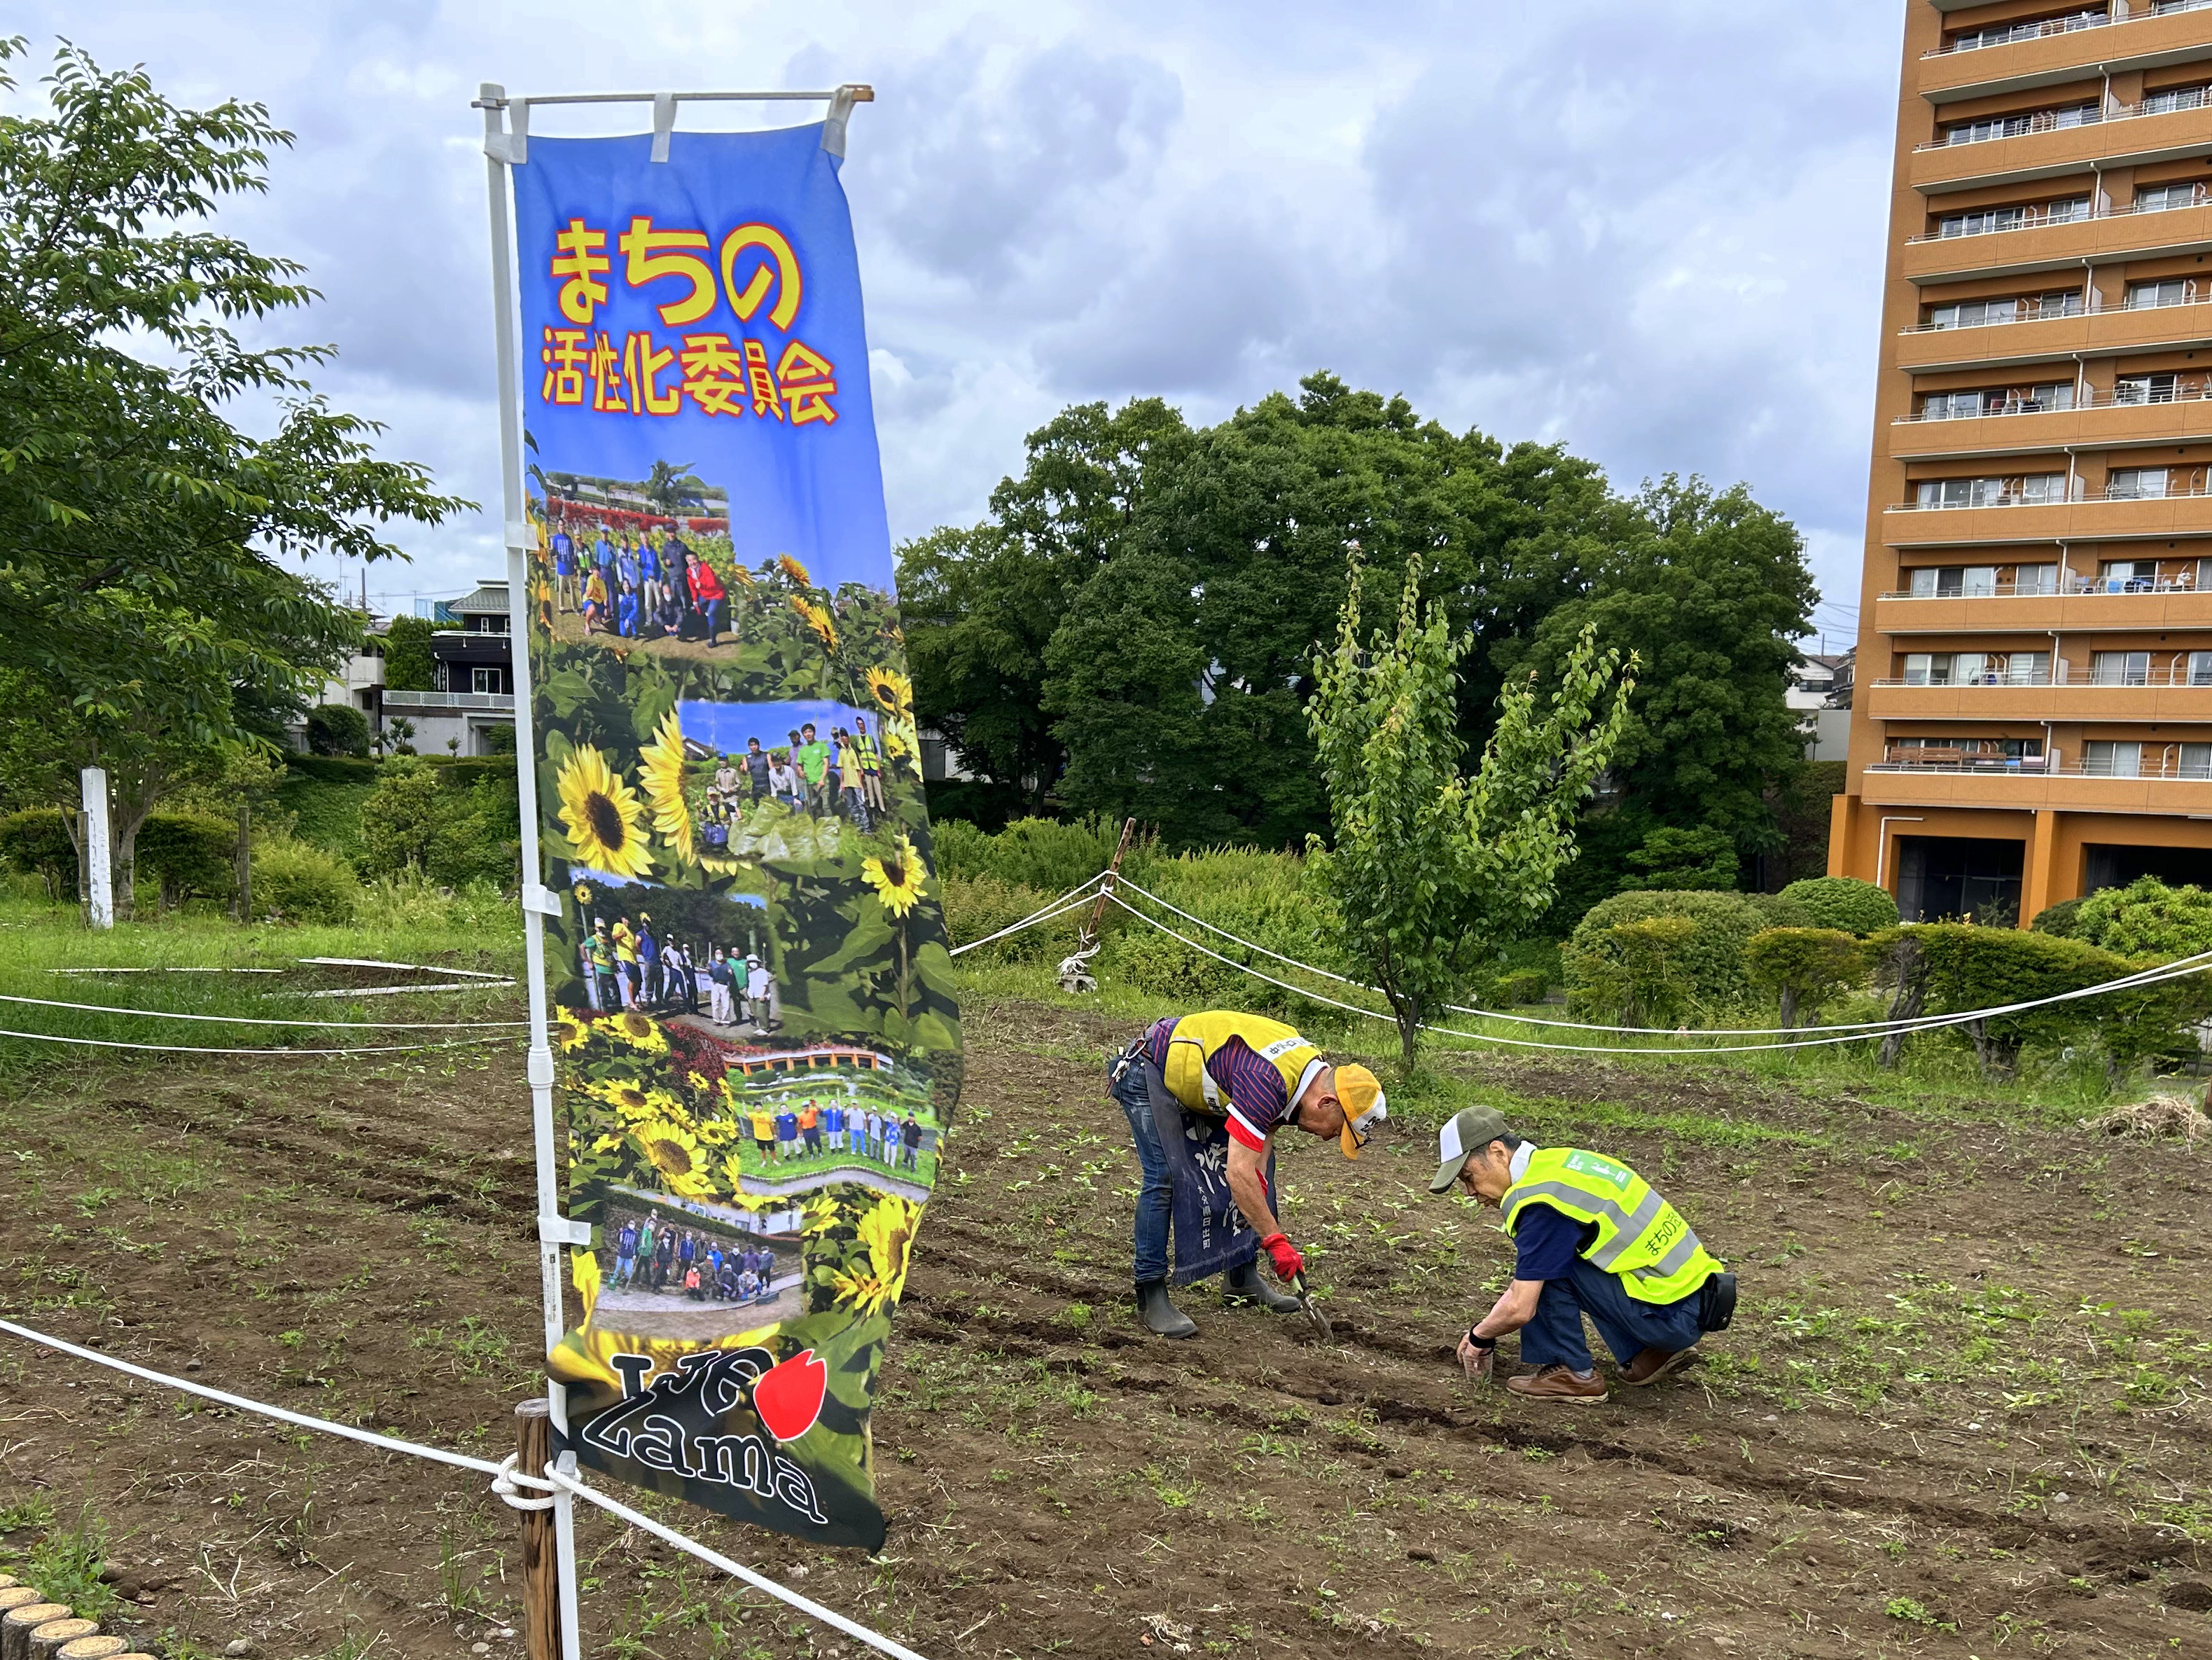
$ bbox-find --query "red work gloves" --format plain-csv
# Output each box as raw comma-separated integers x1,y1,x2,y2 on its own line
1260,1232,1305,1282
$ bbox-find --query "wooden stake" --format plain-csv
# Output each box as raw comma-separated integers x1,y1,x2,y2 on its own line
1077,817,1139,950
235,800,252,922
515,1398,560,1660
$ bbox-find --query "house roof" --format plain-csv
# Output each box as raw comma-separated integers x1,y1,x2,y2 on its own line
449,581,510,615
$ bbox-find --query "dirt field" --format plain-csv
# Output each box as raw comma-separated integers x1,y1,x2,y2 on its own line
3,998,2211,1658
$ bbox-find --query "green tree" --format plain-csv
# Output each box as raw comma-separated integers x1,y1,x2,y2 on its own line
2073,878,2212,960
1520,476,1818,859
380,616,459,693
0,41,466,910
899,398,1185,812
1617,824,1738,892
1306,555,1633,1068
359,759,442,876
306,703,370,756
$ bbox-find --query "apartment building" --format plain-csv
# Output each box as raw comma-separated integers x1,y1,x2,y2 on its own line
1830,0,2212,925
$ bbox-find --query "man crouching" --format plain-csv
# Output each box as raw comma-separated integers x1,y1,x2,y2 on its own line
1428,1107,1736,1404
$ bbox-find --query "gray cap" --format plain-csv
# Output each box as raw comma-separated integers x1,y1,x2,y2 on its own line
1428,1105,1512,1194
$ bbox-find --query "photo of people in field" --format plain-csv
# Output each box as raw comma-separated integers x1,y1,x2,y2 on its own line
585,1192,806,1343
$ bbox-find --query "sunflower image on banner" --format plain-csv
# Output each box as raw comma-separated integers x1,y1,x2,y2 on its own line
511,119,957,1551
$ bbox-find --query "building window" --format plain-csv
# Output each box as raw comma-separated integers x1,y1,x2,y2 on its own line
2189,650,2212,686
1900,651,2048,686
1914,473,2066,508
2125,278,2194,309
2089,650,2152,686
2131,181,2209,213
2143,83,2212,116
2115,373,2180,405
2182,742,2212,779
471,667,503,695
2106,466,2171,499
1949,9,2108,52
2082,740,2143,777
1944,102,2099,144
475,613,510,634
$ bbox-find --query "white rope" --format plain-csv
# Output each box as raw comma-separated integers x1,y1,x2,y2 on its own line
0,1317,510,1479
1111,874,2212,1038
0,992,529,1030
0,1026,518,1056
546,1465,935,1660
1105,894,2212,1056
491,1452,559,1512
946,873,1104,957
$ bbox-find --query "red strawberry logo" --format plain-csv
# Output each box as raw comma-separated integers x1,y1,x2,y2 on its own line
752,1349,827,1442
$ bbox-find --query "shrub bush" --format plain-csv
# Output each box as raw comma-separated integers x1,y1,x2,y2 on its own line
0,808,76,899
1745,892,1816,930
2029,897,2083,938
938,871,1079,965
1745,927,1866,1028
1778,876,1900,936
135,813,237,909
1092,845,1345,1022
1879,922,2126,1078
306,703,371,757
2072,878,2212,961
250,838,360,924
1615,824,1738,892
1564,890,1769,1022
353,869,518,933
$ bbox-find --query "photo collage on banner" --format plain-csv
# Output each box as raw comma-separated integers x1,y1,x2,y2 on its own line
511,119,958,1551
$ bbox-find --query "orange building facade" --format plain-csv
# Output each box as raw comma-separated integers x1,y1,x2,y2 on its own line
1831,0,2212,924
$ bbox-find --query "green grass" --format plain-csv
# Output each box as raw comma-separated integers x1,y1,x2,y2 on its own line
0,883,526,1075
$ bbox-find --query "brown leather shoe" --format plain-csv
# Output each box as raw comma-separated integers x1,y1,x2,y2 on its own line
1621,1346,1699,1387
1505,1364,1608,1404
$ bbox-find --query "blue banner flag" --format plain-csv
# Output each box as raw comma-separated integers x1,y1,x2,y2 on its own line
510,118,959,1553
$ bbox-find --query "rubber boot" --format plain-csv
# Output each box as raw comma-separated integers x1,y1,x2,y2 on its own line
1221,1258,1303,1314
1134,1279,1198,1339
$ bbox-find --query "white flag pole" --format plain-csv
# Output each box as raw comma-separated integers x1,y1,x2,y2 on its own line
79,767,113,929
475,80,585,1660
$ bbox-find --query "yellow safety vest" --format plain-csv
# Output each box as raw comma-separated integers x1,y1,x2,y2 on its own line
1158,1011,1323,1126
1501,1147,1724,1306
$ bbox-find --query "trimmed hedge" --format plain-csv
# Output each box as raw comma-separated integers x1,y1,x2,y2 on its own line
1564,889,1771,1021
250,839,359,924
1778,876,1899,936
136,813,237,908
2073,878,2212,960
1744,926,1865,1028
0,808,76,898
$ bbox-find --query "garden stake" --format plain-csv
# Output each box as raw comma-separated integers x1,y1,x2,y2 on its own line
516,1398,562,1660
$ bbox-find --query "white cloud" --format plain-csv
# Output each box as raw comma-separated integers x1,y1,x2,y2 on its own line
15,1,1900,623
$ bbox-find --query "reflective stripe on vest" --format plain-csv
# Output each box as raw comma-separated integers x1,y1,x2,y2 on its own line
1501,1148,1723,1306
1159,1011,1321,1123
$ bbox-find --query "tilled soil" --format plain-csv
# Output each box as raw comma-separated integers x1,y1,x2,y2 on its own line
2,1000,2210,1659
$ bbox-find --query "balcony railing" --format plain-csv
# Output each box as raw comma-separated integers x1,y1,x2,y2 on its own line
1907,202,2097,244
1878,576,2202,597
1869,759,2212,780
1895,385,2212,422
1874,665,2212,688
377,690,516,710
1924,2,2212,60
1914,90,2212,153
1891,478,2212,509
1926,10,2111,57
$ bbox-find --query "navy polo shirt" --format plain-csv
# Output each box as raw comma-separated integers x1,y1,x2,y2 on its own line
1512,1203,1599,1282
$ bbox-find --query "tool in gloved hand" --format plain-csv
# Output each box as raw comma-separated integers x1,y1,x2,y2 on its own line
1284,1271,1333,1341
1260,1232,1332,1340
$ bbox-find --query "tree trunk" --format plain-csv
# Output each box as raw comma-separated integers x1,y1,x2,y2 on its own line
1778,984,1800,1031
1877,937,1926,1069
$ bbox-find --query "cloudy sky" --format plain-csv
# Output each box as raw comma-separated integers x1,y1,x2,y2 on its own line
27,1,1903,648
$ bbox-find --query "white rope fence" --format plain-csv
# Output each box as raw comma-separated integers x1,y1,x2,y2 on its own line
1106,893,2212,1056
0,1317,935,1660
0,993,530,1030
0,1026,520,1056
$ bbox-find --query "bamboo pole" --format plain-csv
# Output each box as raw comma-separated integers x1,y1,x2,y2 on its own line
29,1621,98,1659
1,1606,69,1660
516,1399,560,1660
